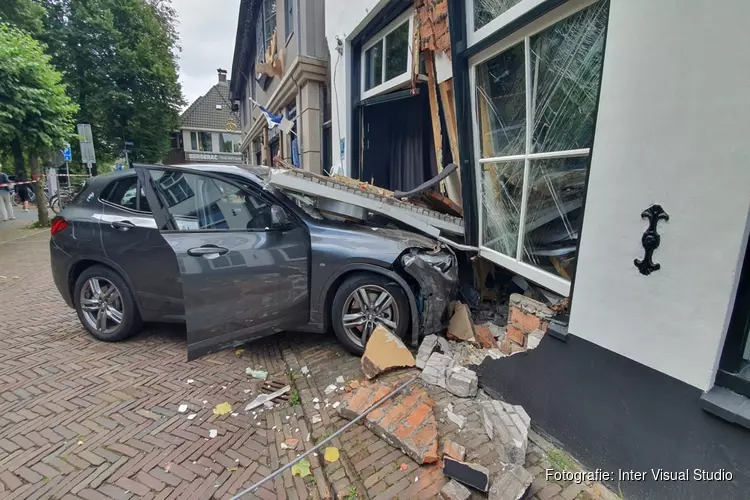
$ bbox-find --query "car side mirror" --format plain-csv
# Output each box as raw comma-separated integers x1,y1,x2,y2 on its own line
270,205,291,228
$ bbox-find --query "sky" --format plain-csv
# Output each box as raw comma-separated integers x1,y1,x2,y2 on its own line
173,0,242,106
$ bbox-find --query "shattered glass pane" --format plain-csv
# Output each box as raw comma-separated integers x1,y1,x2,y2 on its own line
474,0,524,31
530,1,608,152
475,42,525,158
521,157,587,279
364,42,383,91
482,161,525,257
385,21,409,81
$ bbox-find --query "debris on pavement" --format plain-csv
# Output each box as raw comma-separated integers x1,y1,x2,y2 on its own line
474,323,499,349
291,459,311,477
416,334,439,369
213,402,232,416
447,302,477,344
301,365,310,375
186,379,194,384
311,415,322,424
440,479,471,500
281,438,299,450
323,447,340,462
361,324,416,379
246,367,268,380
339,381,439,464
178,404,188,413
399,463,409,471
443,440,466,461
488,465,533,500
445,366,478,398
443,456,490,492
445,403,466,429
324,384,337,394
209,429,218,438
235,348,246,356
335,375,345,384
187,414,197,420
420,352,455,388
501,293,552,355
481,400,530,466
244,385,290,411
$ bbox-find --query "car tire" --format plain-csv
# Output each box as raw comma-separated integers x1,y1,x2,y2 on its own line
331,273,410,355
73,265,142,342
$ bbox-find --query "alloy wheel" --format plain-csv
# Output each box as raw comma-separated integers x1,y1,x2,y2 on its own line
342,284,399,348
80,277,124,334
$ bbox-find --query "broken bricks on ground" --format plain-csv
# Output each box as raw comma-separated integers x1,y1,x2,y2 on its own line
338,293,556,500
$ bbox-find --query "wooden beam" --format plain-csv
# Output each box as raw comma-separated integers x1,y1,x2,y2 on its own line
424,51,445,194
438,78,463,207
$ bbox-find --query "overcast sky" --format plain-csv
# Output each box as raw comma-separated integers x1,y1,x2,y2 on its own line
173,0,241,106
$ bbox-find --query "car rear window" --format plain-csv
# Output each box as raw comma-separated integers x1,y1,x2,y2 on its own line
100,176,151,212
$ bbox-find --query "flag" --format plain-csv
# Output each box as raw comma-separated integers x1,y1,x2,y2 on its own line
250,98,295,135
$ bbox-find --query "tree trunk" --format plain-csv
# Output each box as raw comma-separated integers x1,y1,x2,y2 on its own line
30,154,50,227
11,137,25,179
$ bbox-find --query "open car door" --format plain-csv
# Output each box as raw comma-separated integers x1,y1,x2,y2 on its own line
135,165,310,360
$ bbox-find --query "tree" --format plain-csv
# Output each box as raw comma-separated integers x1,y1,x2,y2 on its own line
0,24,78,225
0,0,46,35
40,0,184,165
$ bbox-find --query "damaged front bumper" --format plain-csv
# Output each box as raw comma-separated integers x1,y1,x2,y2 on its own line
401,248,458,347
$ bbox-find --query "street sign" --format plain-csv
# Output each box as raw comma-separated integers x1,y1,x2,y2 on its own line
77,123,97,163
62,146,72,161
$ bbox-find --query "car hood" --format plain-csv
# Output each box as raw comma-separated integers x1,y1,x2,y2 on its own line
334,223,439,251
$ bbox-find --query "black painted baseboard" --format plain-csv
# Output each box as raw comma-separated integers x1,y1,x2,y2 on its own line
474,334,750,500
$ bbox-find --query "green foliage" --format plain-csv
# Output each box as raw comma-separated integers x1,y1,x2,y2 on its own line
289,390,301,406
344,486,358,500
38,0,184,164
0,0,46,35
0,24,79,153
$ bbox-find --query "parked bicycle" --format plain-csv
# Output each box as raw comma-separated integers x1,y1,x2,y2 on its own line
49,184,82,214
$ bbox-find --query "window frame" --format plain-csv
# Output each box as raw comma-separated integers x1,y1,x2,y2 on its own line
360,10,415,100
469,0,601,296
189,131,198,151
99,174,152,214
284,0,294,42
468,0,565,48
143,168,290,234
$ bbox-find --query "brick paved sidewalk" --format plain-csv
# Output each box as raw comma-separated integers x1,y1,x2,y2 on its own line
0,229,617,500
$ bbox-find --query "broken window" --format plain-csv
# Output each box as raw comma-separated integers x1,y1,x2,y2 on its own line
474,0,524,31
361,11,414,99
474,0,608,290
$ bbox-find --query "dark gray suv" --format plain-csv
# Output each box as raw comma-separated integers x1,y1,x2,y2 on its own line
50,163,457,359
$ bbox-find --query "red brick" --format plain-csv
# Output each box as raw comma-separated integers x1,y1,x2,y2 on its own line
405,403,432,429
345,387,373,414
510,306,543,333
377,401,412,432
505,324,527,347
475,324,499,349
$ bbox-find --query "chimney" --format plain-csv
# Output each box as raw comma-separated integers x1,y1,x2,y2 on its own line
217,68,227,83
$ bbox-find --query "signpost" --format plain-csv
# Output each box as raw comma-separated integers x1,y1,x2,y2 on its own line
61,144,72,187
124,140,134,168
77,123,96,176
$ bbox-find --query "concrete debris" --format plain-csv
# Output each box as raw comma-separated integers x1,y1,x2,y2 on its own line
452,341,493,367
209,429,218,439
481,400,530,466
416,335,439,369
445,403,466,429
335,375,345,384
311,415,322,424
440,479,471,500
443,456,490,492
420,352,454,388
443,440,466,461
487,349,505,360
447,303,477,344
244,385,291,411
445,366,478,398
361,325,416,379
177,404,188,413
436,336,454,357
301,366,309,375
474,323,499,349
339,382,439,464
245,368,268,380
489,465,533,500
324,384,337,395
527,329,544,350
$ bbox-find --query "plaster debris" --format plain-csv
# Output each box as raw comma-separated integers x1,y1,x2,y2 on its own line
440,479,471,500
264,402,274,409
314,404,320,410
244,385,291,411
416,335,439,369
311,415,322,424
361,325,416,379
187,414,196,420
245,368,268,380
186,379,194,384
527,329,544,350
489,465,533,500
335,375,345,384
445,404,466,429
332,401,340,409
209,429,218,439
447,303,477,344
301,366,309,375
443,456,490,492
324,384,337,395
312,398,319,403
178,404,188,413
446,366,478,398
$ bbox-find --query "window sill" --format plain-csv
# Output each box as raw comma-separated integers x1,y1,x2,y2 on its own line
700,386,750,430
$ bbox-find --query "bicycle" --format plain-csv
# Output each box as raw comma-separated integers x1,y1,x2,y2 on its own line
49,185,79,214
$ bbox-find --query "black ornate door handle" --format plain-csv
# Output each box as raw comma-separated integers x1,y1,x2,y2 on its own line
635,204,669,275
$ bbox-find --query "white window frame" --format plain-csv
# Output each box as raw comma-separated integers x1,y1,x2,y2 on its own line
360,10,415,100
469,0,600,296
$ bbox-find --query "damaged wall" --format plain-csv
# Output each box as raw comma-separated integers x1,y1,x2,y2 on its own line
569,0,750,391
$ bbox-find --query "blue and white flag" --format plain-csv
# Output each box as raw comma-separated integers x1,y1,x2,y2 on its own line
250,98,295,134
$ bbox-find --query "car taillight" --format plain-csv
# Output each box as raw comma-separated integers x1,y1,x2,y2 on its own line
51,217,68,236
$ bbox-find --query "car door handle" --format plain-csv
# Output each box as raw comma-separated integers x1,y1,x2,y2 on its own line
187,245,229,257
111,220,135,231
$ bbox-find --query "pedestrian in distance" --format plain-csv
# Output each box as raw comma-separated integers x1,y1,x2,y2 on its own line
15,173,31,212
0,165,15,221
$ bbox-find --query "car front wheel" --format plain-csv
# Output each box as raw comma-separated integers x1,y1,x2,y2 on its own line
73,265,142,342
331,273,410,355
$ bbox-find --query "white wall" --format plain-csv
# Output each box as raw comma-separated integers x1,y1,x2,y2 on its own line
324,0,390,176
569,0,750,390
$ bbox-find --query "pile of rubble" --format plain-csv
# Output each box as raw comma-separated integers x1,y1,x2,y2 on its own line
335,293,557,500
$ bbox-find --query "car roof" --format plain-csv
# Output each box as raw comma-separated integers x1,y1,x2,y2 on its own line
92,163,270,186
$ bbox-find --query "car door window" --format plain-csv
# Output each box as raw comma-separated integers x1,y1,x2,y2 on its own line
101,176,152,213
148,170,274,231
